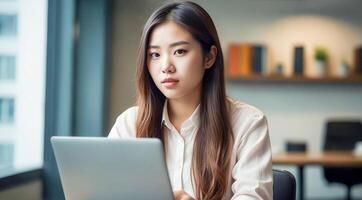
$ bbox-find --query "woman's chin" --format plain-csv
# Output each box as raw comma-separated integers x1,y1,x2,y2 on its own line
161,91,183,100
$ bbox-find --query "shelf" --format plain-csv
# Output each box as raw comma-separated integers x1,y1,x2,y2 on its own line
227,75,362,84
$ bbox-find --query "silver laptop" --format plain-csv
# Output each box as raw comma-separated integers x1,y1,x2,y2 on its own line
51,136,174,200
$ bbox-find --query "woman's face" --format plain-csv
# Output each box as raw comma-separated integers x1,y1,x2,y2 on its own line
147,21,209,102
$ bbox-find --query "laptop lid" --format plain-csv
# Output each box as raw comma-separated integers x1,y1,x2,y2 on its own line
51,136,174,200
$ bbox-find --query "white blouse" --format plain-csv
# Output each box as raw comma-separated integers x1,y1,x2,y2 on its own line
108,99,273,200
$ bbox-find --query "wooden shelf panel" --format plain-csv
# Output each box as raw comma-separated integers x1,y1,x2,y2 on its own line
227,75,362,84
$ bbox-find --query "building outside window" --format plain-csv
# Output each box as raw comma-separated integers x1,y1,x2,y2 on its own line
0,14,17,36
0,0,47,178
0,55,16,80
0,97,14,123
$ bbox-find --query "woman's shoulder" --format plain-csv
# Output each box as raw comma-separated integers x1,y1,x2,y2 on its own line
116,106,139,119
227,97,265,121
109,106,138,138
114,106,140,126
226,97,269,145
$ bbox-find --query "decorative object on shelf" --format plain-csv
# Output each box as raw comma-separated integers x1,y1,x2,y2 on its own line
293,46,304,76
272,63,284,75
336,59,350,78
313,46,329,78
354,46,362,75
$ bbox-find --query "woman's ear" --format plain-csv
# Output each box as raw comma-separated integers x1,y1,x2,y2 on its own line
204,45,217,69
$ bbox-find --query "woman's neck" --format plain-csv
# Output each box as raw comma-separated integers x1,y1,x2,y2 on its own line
167,92,200,132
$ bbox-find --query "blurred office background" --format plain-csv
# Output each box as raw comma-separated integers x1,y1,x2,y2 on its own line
0,0,361,199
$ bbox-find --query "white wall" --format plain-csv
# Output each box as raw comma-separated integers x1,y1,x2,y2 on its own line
109,0,362,199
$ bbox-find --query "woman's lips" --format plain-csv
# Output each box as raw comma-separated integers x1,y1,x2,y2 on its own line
161,78,179,88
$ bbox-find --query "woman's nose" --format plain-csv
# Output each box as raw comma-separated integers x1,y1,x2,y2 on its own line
161,56,176,73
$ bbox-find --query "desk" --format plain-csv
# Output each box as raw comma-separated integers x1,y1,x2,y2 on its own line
272,151,362,200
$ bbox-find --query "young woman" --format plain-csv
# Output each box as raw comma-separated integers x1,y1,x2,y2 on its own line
108,1,272,199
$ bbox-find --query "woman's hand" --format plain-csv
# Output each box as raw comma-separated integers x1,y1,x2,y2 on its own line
173,190,195,200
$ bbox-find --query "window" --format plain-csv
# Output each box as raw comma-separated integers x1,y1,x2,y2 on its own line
0,55,16,80
0,14,17,36
0,143,14,173
0,98,14,123
0,0,46,178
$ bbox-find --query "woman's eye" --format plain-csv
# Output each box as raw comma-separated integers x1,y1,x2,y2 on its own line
174,49,187,56
149,52,160,59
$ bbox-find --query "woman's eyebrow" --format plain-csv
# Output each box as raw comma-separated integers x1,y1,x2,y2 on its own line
148,41,191,49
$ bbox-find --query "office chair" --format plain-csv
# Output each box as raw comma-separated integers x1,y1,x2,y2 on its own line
273,169,296,200
323,121,362,200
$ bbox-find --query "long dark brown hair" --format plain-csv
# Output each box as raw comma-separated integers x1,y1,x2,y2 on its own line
135,1,234,199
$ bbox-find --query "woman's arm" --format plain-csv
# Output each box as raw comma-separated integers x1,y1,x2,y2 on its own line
230,113,273,200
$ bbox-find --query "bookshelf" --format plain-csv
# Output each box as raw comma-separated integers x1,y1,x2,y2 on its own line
226,43,362,85
227,75,362,84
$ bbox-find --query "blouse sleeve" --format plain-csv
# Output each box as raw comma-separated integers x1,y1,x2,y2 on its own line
230,112,273,200
108,106,138,139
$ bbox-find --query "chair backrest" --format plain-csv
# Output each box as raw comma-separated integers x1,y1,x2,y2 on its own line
273,169,296,200
324,121,362,151
323,120,362,187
